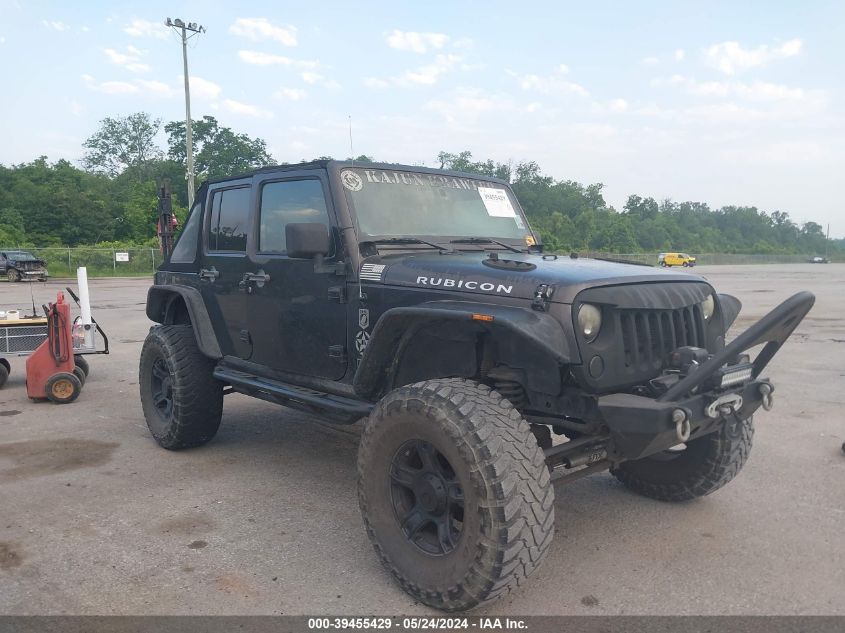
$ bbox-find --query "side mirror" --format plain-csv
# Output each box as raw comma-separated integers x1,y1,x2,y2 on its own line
286,222,331,259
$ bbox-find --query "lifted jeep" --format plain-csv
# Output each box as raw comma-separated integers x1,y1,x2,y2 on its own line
140,161,813,611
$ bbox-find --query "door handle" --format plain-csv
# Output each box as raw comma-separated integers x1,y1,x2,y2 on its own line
241,270,271,288
199,267,219,281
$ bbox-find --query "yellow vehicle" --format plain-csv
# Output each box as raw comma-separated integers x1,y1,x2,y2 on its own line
658,252,696,267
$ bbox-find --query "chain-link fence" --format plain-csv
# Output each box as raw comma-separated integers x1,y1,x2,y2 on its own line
1,247,166,278
0,247,837,278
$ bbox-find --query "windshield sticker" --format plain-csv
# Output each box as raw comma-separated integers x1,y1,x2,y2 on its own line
341,170,364,191
478,187,516,218
514,215,526,230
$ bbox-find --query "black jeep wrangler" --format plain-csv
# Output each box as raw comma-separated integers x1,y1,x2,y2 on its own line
140,161,813,611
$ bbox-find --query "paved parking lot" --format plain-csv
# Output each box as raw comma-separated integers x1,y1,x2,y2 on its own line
1,265,843,615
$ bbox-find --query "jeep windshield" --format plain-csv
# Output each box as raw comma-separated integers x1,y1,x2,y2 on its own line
339,167,532,245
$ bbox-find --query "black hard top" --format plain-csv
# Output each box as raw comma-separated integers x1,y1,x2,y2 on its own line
204,160,510,187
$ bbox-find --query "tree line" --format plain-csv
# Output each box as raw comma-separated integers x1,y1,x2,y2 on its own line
0,112,840,258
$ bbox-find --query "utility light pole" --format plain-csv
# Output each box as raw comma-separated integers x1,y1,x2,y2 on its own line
166,17,205,208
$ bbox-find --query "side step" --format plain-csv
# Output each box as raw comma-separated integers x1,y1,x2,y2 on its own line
213,366,373,423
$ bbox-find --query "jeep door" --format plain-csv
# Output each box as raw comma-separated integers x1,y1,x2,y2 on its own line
246,171,347,380
199,181,254,359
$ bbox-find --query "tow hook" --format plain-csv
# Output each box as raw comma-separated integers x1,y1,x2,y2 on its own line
673,408,691,443
759,383,774,411
704,393,743,419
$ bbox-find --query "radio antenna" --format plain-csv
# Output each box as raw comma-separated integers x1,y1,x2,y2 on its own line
348,115,354,166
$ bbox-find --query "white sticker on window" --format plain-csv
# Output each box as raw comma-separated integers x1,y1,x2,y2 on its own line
514,215,526,230
478,187,516,218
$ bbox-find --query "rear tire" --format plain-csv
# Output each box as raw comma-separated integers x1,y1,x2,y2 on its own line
0,363,8,388
139,325,223,450
358,378,554,611
74,355,90,377
611,416,754,502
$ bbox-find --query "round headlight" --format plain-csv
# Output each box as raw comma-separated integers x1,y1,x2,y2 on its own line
578,303,602,341
701,294,715,320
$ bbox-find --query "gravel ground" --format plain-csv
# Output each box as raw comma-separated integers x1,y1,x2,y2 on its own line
0,265,843,615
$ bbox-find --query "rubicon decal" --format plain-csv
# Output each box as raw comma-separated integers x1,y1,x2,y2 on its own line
416,276,513,294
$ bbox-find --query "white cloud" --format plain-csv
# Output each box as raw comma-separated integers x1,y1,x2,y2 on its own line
42,20,69,32
82,74,139,95
557,64,570,74
103,46,150,73
69,99,83,116
299,73,340,90
641,56,659,66
123,18,168,40
385,29,448,53
223,99,273,118
656,75,810,102
274,87,307,101
518,72,589,97
186,76,222,99
135,79,174,97
363,77,389,89
238,50,319,68
674,49,685,61
229,17,297,46
609,98,628,112
425,89,536,123
0,36,5,45
401,54,461,85
704,38,802,75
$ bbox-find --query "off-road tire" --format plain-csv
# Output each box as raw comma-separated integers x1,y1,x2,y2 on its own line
139,324,223,450
7,269,20,282
611,416,754,502
74,355,90,377
358,378,555,611
0,363,8,388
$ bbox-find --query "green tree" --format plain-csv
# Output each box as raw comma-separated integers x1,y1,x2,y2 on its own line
82,113,163,180
165,116,274,181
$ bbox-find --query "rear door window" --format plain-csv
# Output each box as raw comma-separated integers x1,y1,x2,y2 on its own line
208,187,251,252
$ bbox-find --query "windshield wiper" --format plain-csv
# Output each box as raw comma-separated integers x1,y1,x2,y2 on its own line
367,237,452,251
449,237,524,254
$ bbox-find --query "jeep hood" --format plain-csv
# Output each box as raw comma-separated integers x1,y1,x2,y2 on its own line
368,252,708,303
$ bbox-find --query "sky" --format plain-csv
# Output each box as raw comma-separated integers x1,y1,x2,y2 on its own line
1,0,843,236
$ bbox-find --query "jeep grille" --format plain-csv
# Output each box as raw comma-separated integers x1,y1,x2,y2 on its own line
618,304,705,373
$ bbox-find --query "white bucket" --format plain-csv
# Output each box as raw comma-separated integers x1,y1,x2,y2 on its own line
6,310,20,320
0,311,6,320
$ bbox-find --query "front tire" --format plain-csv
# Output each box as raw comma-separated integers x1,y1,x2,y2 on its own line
611,416,754,502
358,378,554,611
139,325,223,450
7,270,20,282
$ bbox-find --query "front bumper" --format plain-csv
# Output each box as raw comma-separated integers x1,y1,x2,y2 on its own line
20,269,47,279
596,291,815,462
598,379,769,460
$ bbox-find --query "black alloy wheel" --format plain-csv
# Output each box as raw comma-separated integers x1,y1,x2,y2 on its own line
389,439,464,556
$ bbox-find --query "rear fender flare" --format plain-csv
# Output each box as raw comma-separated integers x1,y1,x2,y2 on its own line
146,285,222,359
353,301,572,400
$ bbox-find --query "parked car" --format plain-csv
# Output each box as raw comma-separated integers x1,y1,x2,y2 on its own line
658,251,696,267
140,160,813,611
808,256,829,264
0,250,48,282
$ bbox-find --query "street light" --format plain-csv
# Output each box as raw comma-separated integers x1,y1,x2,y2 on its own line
165,17,206,208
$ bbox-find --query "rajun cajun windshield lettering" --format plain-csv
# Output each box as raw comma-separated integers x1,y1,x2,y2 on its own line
340,168,533,241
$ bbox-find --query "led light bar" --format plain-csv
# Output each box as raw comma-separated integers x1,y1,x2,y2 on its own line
720,365,754,388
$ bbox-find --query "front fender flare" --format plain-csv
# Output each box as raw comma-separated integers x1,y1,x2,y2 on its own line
146,285,222,359
353,301,571,400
